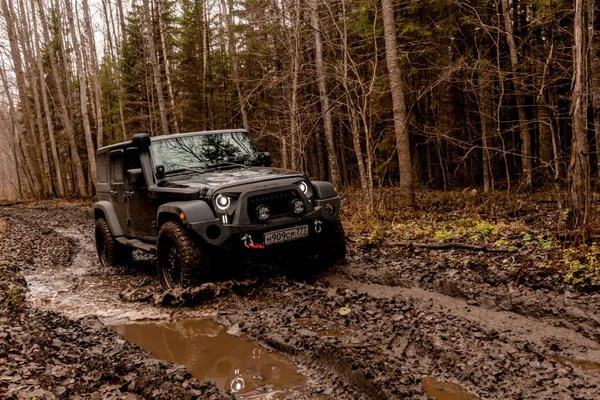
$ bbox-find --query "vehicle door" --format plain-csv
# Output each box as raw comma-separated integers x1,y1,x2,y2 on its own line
109,149,130,236
124,150,157,239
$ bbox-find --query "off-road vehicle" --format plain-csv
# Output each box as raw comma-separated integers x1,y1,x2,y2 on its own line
93,129,346,289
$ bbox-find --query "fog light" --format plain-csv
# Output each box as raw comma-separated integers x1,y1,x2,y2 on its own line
291,199,305,214
325,202,335,215
256,205,270,221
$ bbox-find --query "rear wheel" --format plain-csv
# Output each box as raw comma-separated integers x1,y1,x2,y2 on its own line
157,221,211,289
95,218,132,268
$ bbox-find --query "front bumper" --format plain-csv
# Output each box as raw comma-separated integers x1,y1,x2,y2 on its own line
188,197,341,247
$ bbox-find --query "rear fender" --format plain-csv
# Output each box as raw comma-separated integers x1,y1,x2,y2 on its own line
93,201,124,237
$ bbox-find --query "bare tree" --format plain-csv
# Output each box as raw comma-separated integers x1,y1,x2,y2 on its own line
381,0,413,204
38,0,87,196
569,0,590,225
141,0,170,136
310,0,340,188
500,0,533,189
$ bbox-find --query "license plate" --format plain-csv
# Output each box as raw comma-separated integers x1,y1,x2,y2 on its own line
263,225,309,246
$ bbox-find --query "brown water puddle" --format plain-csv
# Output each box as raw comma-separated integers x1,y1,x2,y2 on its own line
112,319,306,398
552,355,600,371
422,377,480,400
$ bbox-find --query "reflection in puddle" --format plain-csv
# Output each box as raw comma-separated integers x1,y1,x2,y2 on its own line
552,355,600,371
112,319,306,398
422,377,480,400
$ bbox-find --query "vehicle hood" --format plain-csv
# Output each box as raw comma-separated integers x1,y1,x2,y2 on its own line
161,167,304,189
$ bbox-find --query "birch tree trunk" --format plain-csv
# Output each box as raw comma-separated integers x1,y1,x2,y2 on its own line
82,0,104,148
0,0,43,197
310,0,340,188
18,0,52,196
64,0,97,191
38,0,86,196
381,0,413,204
31,0,64,196
569,0,590,226
141,0,170,136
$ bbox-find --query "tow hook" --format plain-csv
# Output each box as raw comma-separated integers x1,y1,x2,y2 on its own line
314,220,322,234
242,234,264,249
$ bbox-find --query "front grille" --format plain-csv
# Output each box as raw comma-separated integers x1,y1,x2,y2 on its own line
247,190,302,223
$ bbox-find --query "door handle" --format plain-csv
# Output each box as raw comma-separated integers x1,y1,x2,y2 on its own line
109,190,117,197
125,190,134,197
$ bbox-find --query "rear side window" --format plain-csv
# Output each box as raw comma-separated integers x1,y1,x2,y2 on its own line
111,156,124,183
97,154,108,183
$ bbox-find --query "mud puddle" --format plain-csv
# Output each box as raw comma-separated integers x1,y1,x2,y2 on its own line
552,355,600,371
112,318,307,398
422,377,480,400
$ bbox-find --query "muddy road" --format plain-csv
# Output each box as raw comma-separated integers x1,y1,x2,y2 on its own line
2,203,600,399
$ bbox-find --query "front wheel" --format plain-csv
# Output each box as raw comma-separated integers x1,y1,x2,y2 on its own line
157,221,211,290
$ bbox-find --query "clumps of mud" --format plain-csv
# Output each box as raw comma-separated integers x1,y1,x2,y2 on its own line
0,311,232,399
0,205,233,399
122,279,261,307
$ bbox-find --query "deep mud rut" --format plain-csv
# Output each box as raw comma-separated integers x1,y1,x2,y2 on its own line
2,203,600,399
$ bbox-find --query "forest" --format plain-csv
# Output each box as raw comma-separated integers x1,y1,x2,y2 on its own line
0,0,598,225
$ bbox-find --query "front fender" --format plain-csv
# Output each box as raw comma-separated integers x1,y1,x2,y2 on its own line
157,200,216,227
93,201,124,237
311,181,337,199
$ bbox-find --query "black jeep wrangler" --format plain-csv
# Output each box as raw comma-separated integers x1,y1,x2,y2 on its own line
93,129,346,289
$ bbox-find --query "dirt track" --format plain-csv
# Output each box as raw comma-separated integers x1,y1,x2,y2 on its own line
2,202,600,399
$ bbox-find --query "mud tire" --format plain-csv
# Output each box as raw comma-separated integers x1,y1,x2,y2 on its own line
95,218,132,268
157,221,210,289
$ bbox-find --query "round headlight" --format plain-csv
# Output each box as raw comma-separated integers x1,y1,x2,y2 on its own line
298,181,308,194
215,194,231,210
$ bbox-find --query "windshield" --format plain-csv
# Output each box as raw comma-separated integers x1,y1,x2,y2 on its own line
150,131,260,176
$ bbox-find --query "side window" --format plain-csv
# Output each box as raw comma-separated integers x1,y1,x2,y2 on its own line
111,156,124,183
97,154,108,183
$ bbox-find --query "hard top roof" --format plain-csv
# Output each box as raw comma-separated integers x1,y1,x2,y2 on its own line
97,129,249,155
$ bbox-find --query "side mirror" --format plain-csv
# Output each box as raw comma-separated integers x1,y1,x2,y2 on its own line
258,152,271,167
132,133,151,150
155,165,166,180
127,168,144,186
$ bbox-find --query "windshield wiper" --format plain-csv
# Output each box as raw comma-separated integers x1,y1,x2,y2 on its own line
164,167,206,176
205,161,248,170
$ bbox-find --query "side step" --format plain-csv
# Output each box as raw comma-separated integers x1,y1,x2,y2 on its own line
116,237,157,253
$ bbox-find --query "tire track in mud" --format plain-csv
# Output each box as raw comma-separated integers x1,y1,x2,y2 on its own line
8,204,600,399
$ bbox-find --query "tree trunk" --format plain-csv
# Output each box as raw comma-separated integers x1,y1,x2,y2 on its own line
82,0,105,149
569,0,590,226
18,0,53,197
31,0,64,196
500,0,533,189
220,0,249,131
39,0,86,196
381,0,413,204
310,0,341,188
157,0,179,133
102,0,127,141
141,0,170,136
478,68,493,192
0,0,43,197
64,0,97,192
589,0,600,178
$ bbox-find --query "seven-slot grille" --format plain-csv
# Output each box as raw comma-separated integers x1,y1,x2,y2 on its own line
247,190,302,223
